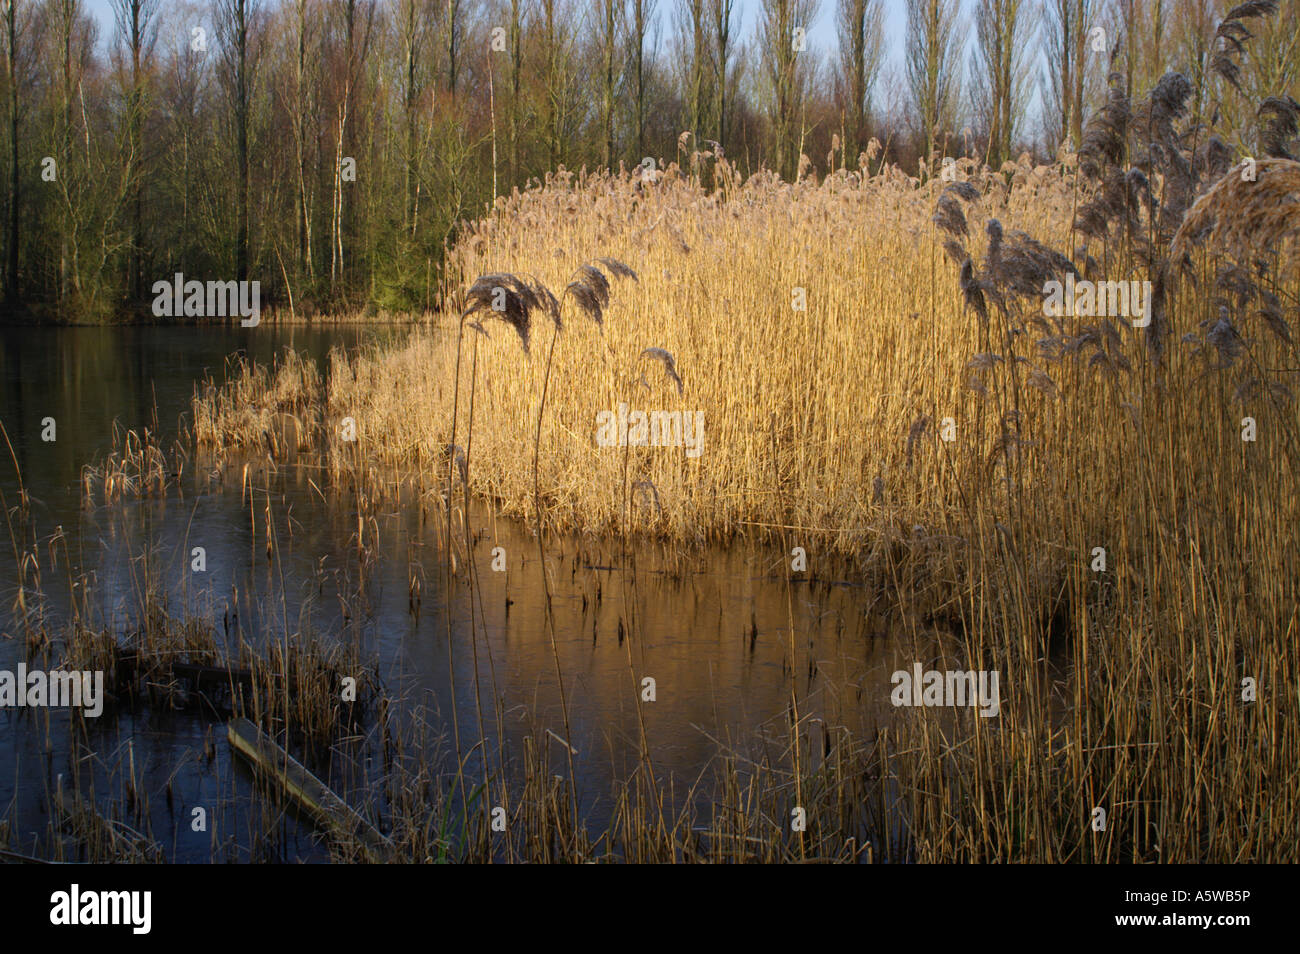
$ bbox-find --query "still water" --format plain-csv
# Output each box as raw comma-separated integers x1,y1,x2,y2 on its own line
0,324,928,861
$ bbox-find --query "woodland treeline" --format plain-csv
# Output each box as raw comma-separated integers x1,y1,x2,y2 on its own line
1,0,1297,320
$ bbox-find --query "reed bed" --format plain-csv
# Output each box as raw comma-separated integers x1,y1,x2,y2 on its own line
194,150,1299,609
59,600,378,756
80,422,184,507
191,349,325,461
60,47,1300,860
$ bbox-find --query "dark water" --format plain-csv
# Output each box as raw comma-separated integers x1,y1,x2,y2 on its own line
0,324,931,861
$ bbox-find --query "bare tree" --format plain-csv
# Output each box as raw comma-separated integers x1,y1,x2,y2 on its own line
1170,0,1223,135
677,0,710,147
628,0,657,161
1043,0,1094,153
1201,0,1300,143
1,0,34,302
539,0,580,170
444,0,463,96
111,0,159,303
710,0,737,153
47,0,95,302
836,0,884,164
286,0,320,281
970,0,1032,168
542,0,560,167
760,0,820,180
397,0,430,233
214,0,262,283
600,0,621,168
1241,0,1300,137
1247,0,1300,96
905,0,961,167
156,10,209,280
324,0,374,291
507,0,525,180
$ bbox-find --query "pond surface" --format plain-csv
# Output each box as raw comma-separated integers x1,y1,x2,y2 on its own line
0,323,936,861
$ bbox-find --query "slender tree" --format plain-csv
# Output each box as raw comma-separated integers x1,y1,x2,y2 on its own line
2,0,30,303
628,0,657,162
600,0,620,168
1043,0,1093,152
48,0,94,303
398,0,429,233
112,0,158,304
539,0,579,170
508,0,524,179
905,0,961,167
836,0,884,163
214,0,261,283
710,0,737,152
287,0,319,283
677,0,709,147
325,0,374,293
761,0,820,180
445,0,463,97
971,0,1031,168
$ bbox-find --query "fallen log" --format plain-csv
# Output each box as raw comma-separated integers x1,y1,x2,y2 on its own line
226,716,390,862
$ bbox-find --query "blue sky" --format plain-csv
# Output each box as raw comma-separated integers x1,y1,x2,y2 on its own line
82,0,913,70
83,0,945,126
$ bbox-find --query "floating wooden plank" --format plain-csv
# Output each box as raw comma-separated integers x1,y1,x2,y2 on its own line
226,717,390,862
